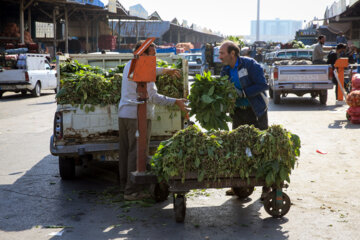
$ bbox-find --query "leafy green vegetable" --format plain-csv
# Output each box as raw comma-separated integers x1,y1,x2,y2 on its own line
151,124,301,187
57,60,123,110
57,59,185,112
188,72,237,130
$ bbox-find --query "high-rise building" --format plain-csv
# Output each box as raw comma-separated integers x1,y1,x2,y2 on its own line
250,19,303,43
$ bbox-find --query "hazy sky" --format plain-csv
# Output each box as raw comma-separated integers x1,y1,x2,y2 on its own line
102,0,337,35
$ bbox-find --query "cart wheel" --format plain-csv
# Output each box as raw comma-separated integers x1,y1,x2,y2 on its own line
173,194,186,223
263,190,291,218
150,183,169,202
232,187,254,199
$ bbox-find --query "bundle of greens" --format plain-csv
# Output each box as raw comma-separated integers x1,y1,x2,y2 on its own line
57,60,123,111
156,58,184,98
151,124,300,187
57,59,185,112
188,72,237,130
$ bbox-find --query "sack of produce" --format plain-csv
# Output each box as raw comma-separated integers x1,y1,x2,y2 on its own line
346,90,360,107
351,74,360,90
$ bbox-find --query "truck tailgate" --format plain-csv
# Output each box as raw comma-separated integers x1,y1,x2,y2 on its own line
278,65,329,83
0,69,26,83
57,104,182,145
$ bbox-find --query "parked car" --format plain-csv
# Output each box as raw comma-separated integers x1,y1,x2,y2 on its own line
179,53,202,75
0,53,56,97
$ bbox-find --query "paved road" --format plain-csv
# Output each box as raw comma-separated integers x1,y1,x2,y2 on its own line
0,90,359,240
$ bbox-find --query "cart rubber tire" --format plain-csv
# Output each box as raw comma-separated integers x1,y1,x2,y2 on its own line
174,194,186,223
273,90,281,104
319,90,327,105
232,187,254,199
263,190,291,218
21,90,27,96
269,87,273,99
32,82,41,97
150,183,169,202
59,157,75,180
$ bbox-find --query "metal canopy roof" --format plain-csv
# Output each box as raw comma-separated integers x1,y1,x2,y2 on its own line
111,21,170,38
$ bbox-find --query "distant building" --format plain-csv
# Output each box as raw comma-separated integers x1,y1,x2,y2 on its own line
129,4,148,19
250,19,303,43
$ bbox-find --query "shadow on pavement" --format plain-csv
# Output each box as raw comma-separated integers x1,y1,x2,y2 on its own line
0,92,55,102
268,96,343,112
0,155,288,240
328,119,360,129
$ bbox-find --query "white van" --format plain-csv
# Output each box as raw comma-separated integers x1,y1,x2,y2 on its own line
0,53,57,97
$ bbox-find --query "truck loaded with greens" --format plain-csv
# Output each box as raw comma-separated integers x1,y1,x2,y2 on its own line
50,53,188,179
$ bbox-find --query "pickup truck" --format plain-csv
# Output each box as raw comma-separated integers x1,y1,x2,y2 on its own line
269,60,333,105
0,53,57,97
50,53,189,179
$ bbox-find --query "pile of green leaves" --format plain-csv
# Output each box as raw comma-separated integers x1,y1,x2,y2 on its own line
151,124,300,187
156,58,184,99
188,72,237,130
57,60,123,111
58,58,186,113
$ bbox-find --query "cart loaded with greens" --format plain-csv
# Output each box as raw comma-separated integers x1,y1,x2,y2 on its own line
148,72,301,222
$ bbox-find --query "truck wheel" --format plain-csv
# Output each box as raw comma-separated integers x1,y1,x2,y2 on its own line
0,91,3,98
59,157,75,180
273,90,281,104
319,91,327,105
32,82,41,97
269,87,273,98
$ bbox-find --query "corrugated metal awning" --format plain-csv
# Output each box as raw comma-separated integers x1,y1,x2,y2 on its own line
112,21,170,38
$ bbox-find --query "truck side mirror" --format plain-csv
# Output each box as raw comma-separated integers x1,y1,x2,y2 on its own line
51,65,56,69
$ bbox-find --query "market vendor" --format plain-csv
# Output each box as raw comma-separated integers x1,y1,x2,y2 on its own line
219,40,270,199
118,40,187,201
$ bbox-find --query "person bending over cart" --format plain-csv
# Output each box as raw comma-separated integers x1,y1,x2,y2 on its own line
219,40,271,200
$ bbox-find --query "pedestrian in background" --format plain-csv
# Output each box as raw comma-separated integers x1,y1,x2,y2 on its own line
312,35,328,64
327,43,346,99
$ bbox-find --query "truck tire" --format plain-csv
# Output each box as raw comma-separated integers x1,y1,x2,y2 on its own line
273,90,281,104
0,91,3,98
319,90,327,105
59,157,75,180
32,82,41,97
269,87,273,98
